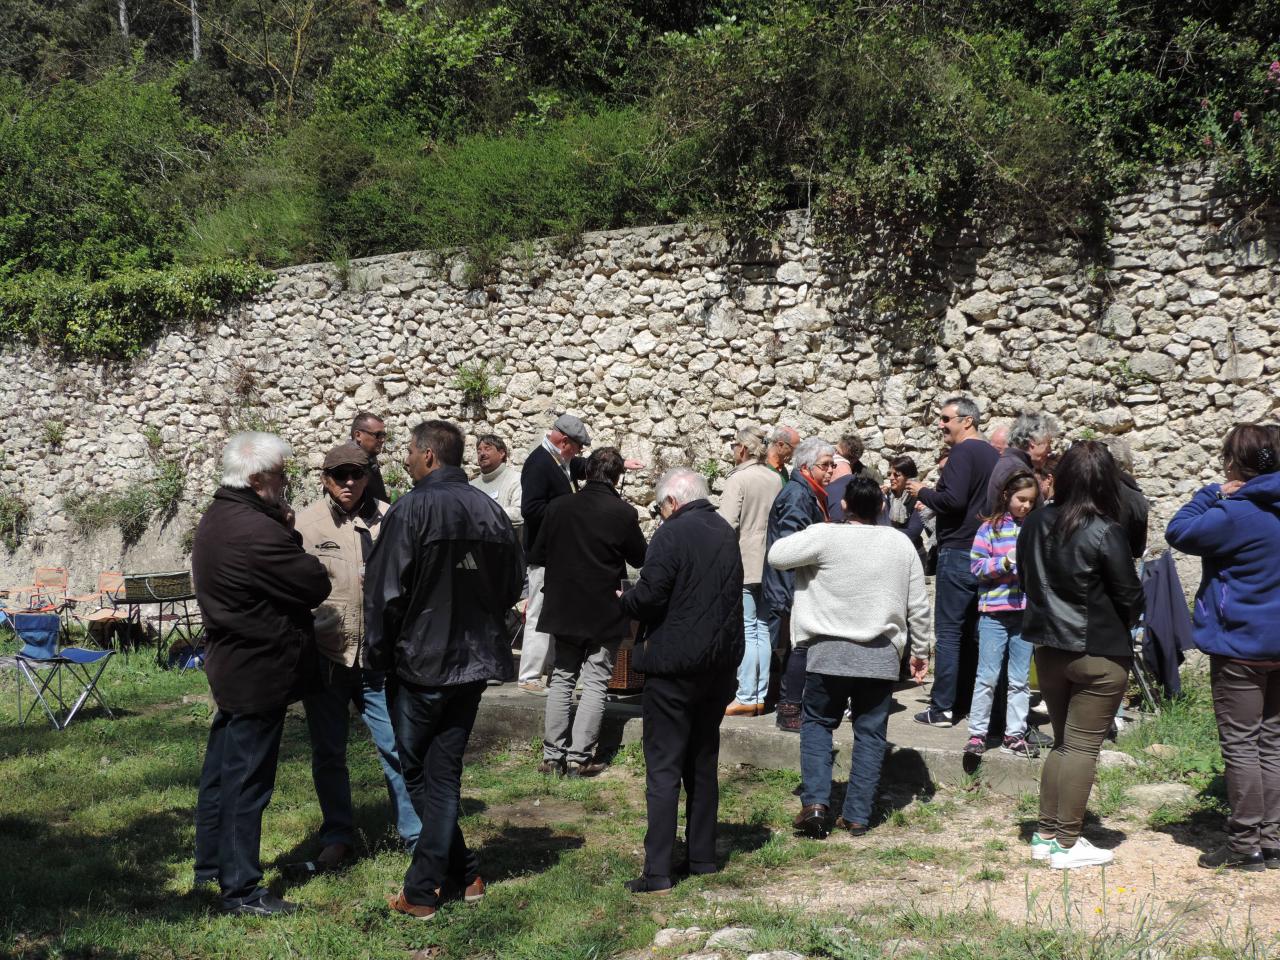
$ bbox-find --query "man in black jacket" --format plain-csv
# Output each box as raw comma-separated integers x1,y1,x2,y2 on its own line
364,420,524,921
192,432,332,917
620,468,744,895
516,413,591,691
532,447,647,776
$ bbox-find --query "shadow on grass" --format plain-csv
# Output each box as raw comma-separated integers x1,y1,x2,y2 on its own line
474,824,587,882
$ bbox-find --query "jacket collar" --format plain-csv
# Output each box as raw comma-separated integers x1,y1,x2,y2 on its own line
214,485,289,526
583,479,620,498
669,498,715,521
324,492,382,527
1004,446,1033,469
411,465,469,489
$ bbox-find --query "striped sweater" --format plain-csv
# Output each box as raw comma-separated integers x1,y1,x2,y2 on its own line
969,514,1026,612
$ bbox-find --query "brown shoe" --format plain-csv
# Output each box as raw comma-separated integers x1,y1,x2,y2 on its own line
793,803,829,838
537,759,564,776
725,700,763,717
567,760,608,778
833,817,868,837
463,876,486,903
387,889,437,920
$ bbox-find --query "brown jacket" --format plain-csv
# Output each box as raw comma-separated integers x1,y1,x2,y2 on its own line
296,493,388,667
718,461,783,586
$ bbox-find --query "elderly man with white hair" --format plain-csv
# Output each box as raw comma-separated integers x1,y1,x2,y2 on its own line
761,435,836,731
984,410,1058,513
192,432,332,916
620,468,744,894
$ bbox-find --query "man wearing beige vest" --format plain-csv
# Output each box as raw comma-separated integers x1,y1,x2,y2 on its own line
292,442,421,874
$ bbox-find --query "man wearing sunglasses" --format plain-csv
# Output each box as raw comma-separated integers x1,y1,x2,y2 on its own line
292,442,421,876
350,411,390,503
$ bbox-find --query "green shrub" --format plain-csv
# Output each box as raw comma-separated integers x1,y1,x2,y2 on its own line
64,457,187,546
453,359,505,406
42,419,66,446
0,261,272,357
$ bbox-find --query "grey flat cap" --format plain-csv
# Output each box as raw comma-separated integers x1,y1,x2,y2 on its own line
553,413,591,446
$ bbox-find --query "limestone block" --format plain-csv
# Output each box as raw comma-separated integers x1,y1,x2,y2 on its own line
774,304,829,332
801,387,850,422
1128,351,1179,381
1220,353,1265,382
957,290,1002,321
1101,303,1137,338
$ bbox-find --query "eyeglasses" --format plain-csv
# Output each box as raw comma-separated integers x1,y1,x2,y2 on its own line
328,467,367,483
360,429,387,440
938,414,968,424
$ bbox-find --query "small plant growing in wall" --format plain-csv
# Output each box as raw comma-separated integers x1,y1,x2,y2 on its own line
0,493,31,551
383,464,410,502
699,458,725,483
453,360,504,408
43,418,66,447
142,425,163,451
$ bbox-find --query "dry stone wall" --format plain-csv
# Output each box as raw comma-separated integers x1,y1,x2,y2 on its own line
1,166,1277,590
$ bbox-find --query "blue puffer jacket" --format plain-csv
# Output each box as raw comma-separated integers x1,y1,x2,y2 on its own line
1165,471,1280,660
761,469,827,617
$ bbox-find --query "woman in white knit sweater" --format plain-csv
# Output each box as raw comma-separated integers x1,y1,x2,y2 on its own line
768,475,933,837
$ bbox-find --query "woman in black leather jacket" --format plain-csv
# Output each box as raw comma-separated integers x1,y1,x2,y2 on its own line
1016,441,1144,870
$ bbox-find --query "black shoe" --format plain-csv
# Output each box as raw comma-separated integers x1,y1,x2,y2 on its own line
1198,846,1266,872
222,893,300,916
1263,847,1280,870
775,703,802,733
913,707,953,727
1025,727,1053,748
624,875,672,895
833,817,868,837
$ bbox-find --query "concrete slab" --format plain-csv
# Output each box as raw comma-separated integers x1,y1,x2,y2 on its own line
470,681,1045,796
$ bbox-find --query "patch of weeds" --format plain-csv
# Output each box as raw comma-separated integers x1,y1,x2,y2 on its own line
973,866,1005,882
64,455,187,545
698,458,725,483
453,359,504,407
983,837,1008,853
0,493,30,551
141,425,163,451
873,843,948,866
382,463,409,502
42,418,66,446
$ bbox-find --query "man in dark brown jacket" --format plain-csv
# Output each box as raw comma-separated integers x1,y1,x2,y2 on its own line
192,432,331,917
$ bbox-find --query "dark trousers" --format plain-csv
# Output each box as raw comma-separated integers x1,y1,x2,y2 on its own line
1035,647,1129,846
930,547,981,716
769,610,808,706
393,679,486,906
1210,655,1280,854
641,671,735,884
799,672,893,826
194,707,286,907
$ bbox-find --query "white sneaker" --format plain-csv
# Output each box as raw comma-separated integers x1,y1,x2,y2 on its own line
1030,833,1054,861
1049,836,1114,869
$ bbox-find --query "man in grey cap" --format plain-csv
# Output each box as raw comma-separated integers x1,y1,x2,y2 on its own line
517,413,642,692
292,442,420,872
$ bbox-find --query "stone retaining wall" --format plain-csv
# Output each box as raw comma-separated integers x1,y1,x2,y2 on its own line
1,166,1276,589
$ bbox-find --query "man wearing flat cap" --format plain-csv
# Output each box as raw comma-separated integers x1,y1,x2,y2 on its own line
292,441,420,874
517,413,642,692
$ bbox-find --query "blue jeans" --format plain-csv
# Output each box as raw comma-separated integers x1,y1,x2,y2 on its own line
736,586,771,704
968,612,1033,739
304,660,421,847
799,672,893,827
930,547,981,714
393,679,486,906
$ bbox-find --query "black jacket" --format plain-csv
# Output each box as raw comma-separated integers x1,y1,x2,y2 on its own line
1017,505,1145,657
1117,471,1151,560
918,437,999,551
619,499,744,677
520,443,587,551
192,486,332,714
761,470,826,617
363,466,525,686
530,480,647,640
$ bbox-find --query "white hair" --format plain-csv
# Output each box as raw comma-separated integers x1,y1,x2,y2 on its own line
793,436,835,471
221,432,292,488
655,467,708,508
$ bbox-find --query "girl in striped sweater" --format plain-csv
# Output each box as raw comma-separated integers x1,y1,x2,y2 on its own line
966,471,1040,758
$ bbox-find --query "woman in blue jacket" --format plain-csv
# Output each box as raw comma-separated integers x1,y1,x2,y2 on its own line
1166,423,1280,872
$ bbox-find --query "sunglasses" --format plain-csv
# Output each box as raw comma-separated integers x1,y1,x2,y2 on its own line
938,414,968,424
360,430,387,440
328,467,367,483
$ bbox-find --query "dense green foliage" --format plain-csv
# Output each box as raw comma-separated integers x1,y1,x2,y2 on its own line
2,0,1279,355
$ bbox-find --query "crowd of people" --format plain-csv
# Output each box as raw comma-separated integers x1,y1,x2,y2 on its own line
188,400,1280,918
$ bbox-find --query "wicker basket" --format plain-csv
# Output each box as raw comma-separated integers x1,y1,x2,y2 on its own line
607,616,645,692
122,570,194,602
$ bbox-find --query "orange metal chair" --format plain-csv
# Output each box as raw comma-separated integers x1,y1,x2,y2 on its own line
4,566,69,609
67,572,131,646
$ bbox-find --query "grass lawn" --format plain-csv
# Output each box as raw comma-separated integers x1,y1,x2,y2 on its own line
0,657,1274,959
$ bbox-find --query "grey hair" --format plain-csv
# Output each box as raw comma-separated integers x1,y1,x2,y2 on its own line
793,436,835,471
221,432,292,488
769,425,799,446
1009,411,1059,450
655,467,709,507
736,425,768,460
942,395,982,427
1102,436,1134,472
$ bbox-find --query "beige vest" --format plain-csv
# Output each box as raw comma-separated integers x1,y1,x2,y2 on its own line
295,495,388,667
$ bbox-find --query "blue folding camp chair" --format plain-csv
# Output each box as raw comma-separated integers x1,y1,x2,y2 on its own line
11,612,114,729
